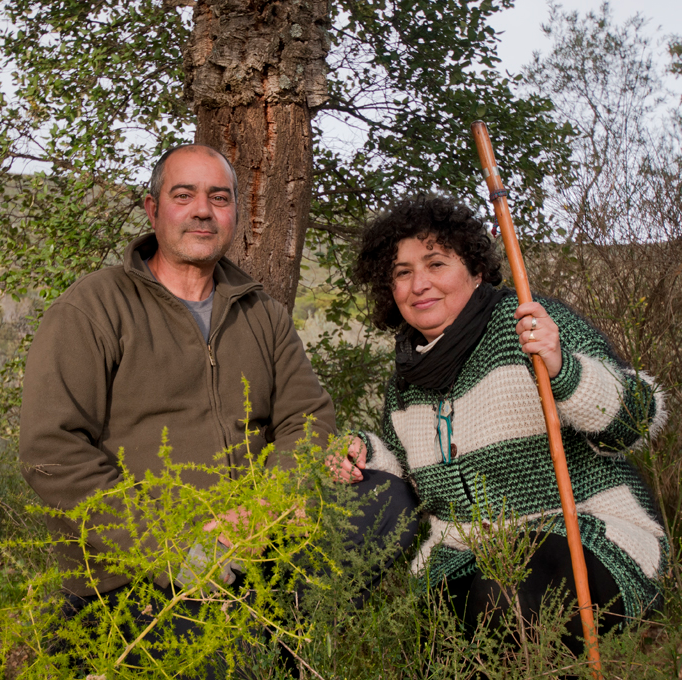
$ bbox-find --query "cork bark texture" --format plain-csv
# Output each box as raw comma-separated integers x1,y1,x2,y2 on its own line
185,0,331,311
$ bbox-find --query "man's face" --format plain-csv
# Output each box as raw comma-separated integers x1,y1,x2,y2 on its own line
144,148,237,266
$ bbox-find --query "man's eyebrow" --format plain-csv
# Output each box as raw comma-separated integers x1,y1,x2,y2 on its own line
168,183,197,193
168,184,233,195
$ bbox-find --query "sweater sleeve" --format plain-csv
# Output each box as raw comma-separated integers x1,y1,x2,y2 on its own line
360,432,404,477
544,299,666,454
264,300,336,467
361,376,409,477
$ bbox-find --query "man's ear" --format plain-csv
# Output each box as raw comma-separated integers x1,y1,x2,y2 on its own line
144,194,157,227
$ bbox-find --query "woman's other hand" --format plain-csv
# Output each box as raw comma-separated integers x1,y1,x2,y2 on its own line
514,302,563,378
326,435,367,483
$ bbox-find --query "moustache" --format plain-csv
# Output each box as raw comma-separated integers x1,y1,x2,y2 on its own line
182,219,219,234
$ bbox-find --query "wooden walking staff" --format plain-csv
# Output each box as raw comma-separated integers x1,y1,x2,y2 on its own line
470,120,603,678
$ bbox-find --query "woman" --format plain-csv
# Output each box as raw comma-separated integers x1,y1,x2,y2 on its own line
339,196,667,652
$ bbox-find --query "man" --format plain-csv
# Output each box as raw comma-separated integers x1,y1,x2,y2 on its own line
20,145,416,678
19,145,417,675
20,144,338,595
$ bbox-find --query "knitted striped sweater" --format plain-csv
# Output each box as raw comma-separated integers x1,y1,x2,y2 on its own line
363,295,668,619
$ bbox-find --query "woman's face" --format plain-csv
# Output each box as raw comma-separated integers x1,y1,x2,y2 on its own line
392,236,482,342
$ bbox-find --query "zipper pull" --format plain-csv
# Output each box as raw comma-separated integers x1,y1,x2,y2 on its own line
208,344,216,366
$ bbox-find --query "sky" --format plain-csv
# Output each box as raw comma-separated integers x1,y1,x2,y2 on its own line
490,0,681,75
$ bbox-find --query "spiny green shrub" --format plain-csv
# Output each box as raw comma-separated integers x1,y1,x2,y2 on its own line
0,382,342,678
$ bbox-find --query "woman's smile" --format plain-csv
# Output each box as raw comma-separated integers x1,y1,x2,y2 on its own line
392,236,481,342
412,297,442,310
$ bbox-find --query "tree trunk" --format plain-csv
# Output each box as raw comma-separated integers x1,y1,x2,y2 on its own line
185,0,330,312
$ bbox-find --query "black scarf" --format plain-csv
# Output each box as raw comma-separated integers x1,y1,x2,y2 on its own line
395,284,512,392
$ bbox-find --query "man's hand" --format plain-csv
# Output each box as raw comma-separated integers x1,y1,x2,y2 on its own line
203,498,272,546
326,436,367,483
203,507,251,549
199,497,300,585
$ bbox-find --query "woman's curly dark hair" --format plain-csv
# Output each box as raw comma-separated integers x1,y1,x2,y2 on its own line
354,196,502,330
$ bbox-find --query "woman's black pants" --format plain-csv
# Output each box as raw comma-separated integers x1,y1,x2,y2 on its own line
445,532,625,657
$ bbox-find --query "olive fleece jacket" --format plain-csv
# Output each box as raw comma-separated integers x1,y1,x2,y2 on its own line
20,234,336,596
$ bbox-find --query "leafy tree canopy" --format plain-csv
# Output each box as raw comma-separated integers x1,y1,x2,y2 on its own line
315,0,571,239
670,36,682,77
0,0,571,299
522,2,682,246
0,1,193,299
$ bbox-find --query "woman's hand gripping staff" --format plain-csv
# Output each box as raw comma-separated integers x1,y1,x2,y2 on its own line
514,302,562,379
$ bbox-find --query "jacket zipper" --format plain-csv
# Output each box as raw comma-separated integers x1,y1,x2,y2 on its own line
207,299,244,476
130,264,257,476
134,267,235,465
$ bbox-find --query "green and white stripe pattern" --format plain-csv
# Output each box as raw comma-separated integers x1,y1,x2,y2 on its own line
364,295,668,619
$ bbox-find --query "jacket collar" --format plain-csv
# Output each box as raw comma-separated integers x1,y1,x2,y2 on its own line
124,233,263,302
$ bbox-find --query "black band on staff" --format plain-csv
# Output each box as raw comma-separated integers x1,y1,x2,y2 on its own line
489,188,508,201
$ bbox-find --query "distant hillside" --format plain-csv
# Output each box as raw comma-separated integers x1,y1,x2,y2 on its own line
0,293,34,368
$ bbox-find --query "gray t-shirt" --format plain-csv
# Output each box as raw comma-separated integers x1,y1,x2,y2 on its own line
144,259,214,343
179,291,214,343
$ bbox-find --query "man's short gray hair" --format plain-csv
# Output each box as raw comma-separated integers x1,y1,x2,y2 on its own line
148,144,239,206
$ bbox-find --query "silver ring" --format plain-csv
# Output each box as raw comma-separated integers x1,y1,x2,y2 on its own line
531,317,537,330
529,332,536,341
